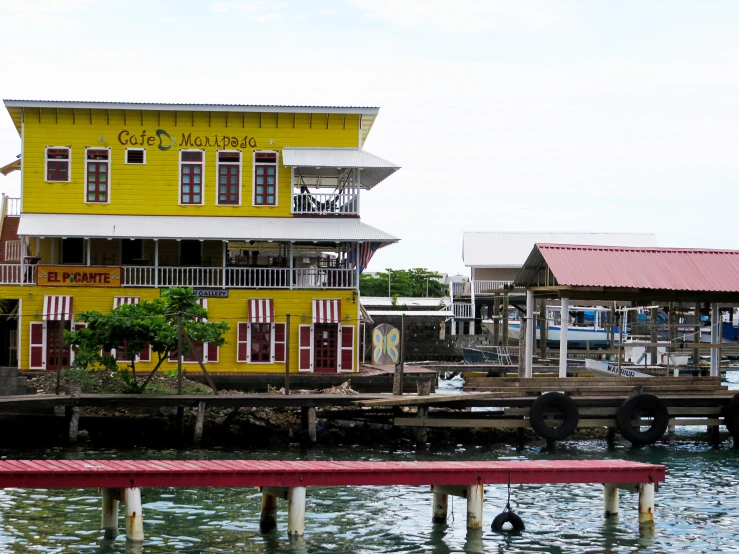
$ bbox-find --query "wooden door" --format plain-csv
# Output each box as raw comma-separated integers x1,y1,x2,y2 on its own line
46,321,71,371
313,323,338,373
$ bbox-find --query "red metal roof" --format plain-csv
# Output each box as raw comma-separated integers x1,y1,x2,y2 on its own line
0,459,664,488
534,244,739,292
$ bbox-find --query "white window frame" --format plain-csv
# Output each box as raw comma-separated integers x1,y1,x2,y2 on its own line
45,146,71,183
125,148,147,165
252,150,279,207
84,147,112,204
216,150,242,206
179,149,205,206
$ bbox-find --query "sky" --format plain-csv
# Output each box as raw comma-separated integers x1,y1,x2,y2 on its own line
1,0,738,276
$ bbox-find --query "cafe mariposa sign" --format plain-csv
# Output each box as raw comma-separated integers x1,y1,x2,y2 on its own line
37,266,121,287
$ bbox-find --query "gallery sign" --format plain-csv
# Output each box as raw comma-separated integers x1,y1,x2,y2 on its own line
37,266,121,287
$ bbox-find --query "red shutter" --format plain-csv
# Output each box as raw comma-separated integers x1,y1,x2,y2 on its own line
207,342,219,363
29,322,45,369
273,323,286,363
298,324,313,371
339,325,355,372
139,345,151,362
237,322,249,362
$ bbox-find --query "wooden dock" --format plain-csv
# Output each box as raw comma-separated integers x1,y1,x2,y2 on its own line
0,459,665,541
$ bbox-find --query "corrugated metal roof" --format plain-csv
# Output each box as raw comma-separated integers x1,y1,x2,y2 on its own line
366,310,454,317
3,100,378,143
282,148,400,190
518,243,739,292
17,213,399,243
463,232,658,268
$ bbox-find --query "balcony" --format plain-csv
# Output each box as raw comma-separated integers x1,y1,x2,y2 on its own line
451,280,515,296
292,190,358,216
452,302,474,319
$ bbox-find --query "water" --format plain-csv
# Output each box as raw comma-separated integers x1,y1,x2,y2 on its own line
0,374,737,553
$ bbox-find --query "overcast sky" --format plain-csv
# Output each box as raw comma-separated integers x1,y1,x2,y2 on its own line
1,0,738,276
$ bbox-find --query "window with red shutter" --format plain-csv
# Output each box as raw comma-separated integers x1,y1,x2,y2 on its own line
254,151,277,206
217,151,241,205
180,150,204,204
86,149,110,203
46,147,70,182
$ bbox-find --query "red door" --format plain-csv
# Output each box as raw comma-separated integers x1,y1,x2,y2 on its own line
46,321,71,371
313,324,338,373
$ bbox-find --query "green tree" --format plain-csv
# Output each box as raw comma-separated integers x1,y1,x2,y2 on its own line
360,268,446,298
66,287,229,393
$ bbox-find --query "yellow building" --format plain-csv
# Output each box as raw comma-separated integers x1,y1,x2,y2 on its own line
0,99,400,374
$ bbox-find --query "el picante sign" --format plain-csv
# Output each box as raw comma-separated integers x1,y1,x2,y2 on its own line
37,266,121,287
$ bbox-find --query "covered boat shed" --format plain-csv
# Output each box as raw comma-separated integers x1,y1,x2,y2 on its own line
514,244,739,378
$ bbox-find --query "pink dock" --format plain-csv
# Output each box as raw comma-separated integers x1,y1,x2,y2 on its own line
0,459,665,543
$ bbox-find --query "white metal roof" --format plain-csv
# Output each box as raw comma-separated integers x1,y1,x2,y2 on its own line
463,232,658,268
283,148,400,190
18,213,399,243
366,310,454,317
360,297,450,308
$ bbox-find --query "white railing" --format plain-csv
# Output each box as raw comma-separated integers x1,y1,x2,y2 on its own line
5,198,20,217
451,281,471,295
292,191,358,215
453,302,474,318
0,264,34,285
4,240,20,262
474,280,514,293
120,266,357,289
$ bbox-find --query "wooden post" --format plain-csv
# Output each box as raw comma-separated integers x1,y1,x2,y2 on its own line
301,406,316,446
432,492,448,524
649,306,658,366
285,314,291,395
393,315,405,395
694,302,701,371
539,298,547,360
518,309,526,378
617,311,624,376
101,488,120,540
492,295,500,345
415,377,431,444
502,294,509,345
259,491,278,532
193,401,206,444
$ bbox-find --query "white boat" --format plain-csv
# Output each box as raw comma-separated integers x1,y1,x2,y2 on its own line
584,359,652,378
489,321,612,348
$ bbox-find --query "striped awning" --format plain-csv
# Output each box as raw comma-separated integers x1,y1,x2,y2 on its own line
249,299,274,323
313,299,341,324
114,297,140,308
43,296,73,321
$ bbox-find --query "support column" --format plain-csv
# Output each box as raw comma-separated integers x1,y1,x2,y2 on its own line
539,298,548,360
470,269,476,336
415,377,431,445
259,491,279,533
432,492,448,524
287,486,307,539
559,297,569,378
638,483,655,532
154,239,159,288
301,406,317,445
694,302,701,371
525,290,534,378
603,484,618,518
68,406,80,444
493,295,500,345
193,401,206,444
502,294,509,345
124,488,144,543
466,484,484,530
451,320,456,336
649,306,659,366
711,303,720,377
101,488,120,540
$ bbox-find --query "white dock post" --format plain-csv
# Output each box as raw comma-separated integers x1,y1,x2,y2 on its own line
559,297,569,378
124,487,144,543
259,490,279,533
466,484,484,530
287,486,306,539
101,488,120,540
603,484,618,518
638,483,655,532
432,492,448,524
525,290,534,378
710,303,720,377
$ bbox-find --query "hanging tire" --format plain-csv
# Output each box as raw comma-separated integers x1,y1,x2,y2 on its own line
491,510,525,532
529,392,579,441
724,393,739,437
616,394,668,446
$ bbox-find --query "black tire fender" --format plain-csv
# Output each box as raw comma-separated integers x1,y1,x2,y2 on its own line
491,510,525,532
616,393,668,446
724,393,739,437
529,392,579,441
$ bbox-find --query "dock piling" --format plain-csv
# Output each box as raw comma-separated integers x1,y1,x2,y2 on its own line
101,488,120,540
603,484,618,518
259,488,280,532
638,483,655,532
466,484,484,530
287,486,307,538
194,401,207,444
432,492,448,524
124,487,144,542
301,407,317,446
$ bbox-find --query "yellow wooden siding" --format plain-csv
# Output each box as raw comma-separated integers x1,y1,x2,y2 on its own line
21,109,360,216
1,286,360,374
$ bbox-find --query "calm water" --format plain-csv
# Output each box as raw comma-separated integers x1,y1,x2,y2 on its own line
0,375,737,553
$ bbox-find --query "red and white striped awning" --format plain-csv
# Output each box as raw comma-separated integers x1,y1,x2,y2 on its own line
113,297,140,308
313,299,341,324
43,296,74,321
248,299,274,323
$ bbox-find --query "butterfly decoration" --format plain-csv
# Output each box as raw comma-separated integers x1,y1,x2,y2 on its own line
372,323,400,364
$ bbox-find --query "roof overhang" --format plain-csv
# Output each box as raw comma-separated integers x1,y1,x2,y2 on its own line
366,310,454,317
0,159,20,176
3,100,379,142
17,213,399,245
283,148,400,190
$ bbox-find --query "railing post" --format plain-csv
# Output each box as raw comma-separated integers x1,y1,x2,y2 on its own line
154,240,159,288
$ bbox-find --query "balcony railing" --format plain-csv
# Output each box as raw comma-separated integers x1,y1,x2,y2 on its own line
4,197,20,217
292,191,358,216
452,280,515,295
453,302,474,319
4,241,20,262
123,266,356,289
0,264,35,285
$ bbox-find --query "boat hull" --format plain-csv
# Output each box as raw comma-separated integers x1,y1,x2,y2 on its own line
486,321,612,349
